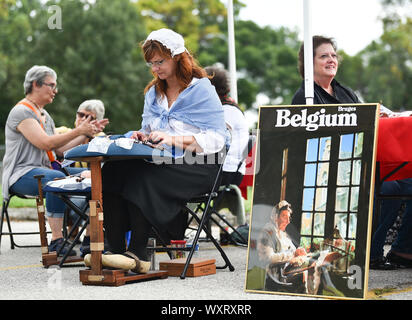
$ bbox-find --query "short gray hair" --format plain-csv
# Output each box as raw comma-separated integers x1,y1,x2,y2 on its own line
77,99,105,120
24,65,57,95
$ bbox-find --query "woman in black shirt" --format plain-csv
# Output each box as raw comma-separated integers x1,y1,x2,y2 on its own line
291,35,360,105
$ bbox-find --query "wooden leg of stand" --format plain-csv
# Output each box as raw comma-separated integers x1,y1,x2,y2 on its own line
33,174,58,267
34,175,48,255
35,196,49,255
85,159,104,283
88,200,103,281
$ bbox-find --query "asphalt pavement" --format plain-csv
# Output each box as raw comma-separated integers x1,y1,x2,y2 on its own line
1,209,411,307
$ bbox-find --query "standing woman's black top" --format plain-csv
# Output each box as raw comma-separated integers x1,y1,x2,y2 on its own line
291,79,361,105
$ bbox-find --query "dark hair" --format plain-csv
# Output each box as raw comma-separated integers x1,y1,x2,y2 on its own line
142,39,207,96
205,66,230,97
298,35,338,78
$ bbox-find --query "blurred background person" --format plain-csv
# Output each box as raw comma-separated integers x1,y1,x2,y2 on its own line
56,99,108,167
55,99,109,256
205,66,249,186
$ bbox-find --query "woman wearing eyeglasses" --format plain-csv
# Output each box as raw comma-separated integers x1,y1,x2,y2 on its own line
98,29,227,273
56,99,109,145
291,35,360,105
2,65,98,257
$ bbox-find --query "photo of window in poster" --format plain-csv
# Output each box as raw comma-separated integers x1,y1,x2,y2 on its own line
245,104,379,300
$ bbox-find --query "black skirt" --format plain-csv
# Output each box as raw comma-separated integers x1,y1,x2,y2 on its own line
102,156,220,232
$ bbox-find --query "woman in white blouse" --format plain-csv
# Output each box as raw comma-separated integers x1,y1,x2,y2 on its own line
101,29,227,273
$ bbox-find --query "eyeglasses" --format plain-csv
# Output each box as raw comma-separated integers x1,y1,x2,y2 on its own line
146,59,165,68
76,111,96,121
43,82,58,91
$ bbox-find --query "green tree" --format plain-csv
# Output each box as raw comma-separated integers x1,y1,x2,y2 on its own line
338,0,412,109
0,0,42,143
200,19,301,107
136,0,201,52
0,0,151,144
357,18,412,108
27,0,150,132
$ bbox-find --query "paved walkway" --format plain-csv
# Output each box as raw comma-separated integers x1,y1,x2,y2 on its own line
1,212,411,305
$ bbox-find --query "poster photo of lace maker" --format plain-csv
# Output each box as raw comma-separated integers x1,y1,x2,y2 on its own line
245,104,379,300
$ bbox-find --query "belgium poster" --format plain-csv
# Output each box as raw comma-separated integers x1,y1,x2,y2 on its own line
245,104,379,299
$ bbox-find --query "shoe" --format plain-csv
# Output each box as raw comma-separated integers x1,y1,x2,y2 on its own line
369,256,397,270
386,251,412,268
49,238,76,257
80,236,90,258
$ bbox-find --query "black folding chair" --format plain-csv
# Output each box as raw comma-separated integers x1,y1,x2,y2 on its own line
0,192,51,252
147,147,234,278
186,134,256,247
178,148,236,279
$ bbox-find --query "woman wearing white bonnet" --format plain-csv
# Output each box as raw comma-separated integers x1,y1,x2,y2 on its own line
145,28,188,57
99,28,227,273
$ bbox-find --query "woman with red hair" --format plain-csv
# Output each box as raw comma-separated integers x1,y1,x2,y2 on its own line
100,29,227,273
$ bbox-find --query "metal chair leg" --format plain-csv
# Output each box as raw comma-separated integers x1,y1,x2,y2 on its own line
1,198,42,251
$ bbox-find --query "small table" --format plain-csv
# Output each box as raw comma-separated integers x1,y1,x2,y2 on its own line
65,140,173,286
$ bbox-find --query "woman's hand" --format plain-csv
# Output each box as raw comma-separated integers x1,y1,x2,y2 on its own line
130,131,148,141
76,116,97,137
294,247,307,257
148,131,173,146
91,118,109,133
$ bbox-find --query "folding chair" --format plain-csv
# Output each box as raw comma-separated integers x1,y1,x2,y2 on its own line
186,134,256,247
0,192,51,252
172,148,236,279
35,174,91,267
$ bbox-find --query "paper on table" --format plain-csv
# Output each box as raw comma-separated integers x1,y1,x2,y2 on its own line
114,137,134,150
87,137,113,153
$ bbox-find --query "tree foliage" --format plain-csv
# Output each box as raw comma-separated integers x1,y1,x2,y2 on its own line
0,0,150,143
337,0,412,109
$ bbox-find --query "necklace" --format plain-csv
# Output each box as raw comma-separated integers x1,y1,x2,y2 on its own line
167,91,180,107
26,97,44,116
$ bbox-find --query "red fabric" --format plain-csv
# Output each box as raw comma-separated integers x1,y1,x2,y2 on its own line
239,144,256,199
378,117,412,181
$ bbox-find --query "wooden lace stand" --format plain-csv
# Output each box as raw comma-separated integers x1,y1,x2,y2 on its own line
34,175,84,267
74,157,168,286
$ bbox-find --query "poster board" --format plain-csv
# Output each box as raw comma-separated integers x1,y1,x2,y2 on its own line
245,103,379,300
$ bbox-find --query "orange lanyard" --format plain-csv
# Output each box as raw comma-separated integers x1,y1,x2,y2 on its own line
18,100,56,163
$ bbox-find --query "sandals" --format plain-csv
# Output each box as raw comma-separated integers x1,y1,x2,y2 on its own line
83,251,150,274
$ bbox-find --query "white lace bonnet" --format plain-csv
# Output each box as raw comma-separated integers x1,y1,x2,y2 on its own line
144,28,188,57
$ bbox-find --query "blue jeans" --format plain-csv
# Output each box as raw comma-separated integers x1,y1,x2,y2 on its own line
10,167,86,218
370,178,412,259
